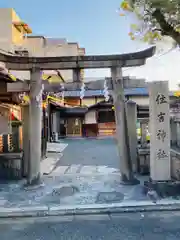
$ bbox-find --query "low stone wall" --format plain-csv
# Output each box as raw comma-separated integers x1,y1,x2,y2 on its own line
137,148,150,175
171,149,180,180
137,148,180,180
0,156,22,180
0,132,23,180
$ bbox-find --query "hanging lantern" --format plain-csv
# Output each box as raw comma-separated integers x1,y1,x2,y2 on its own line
103,79,109,102
80,82,85,99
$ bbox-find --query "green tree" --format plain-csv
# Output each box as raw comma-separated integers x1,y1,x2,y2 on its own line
120,0,180,46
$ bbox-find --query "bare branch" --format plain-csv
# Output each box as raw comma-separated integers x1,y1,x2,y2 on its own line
152,9,180,44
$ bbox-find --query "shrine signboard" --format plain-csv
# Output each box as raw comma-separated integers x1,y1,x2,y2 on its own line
149,81,170,181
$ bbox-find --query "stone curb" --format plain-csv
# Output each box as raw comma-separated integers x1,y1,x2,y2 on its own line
0,205,49,218
41,153,63,175
47,143,68,153
47,150,62,153
1,200,180,218
47,201,180,216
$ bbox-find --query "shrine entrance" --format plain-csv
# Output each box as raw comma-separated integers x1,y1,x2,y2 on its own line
1,46,155,184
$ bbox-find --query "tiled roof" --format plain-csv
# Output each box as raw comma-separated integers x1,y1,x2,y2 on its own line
61,88,175,97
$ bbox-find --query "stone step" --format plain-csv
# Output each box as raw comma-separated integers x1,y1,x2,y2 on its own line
47,143,68,153
50,165,120,175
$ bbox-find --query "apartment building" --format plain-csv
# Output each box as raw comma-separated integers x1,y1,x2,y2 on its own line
0,8,85,82
0,8,32,51
24,36,85,81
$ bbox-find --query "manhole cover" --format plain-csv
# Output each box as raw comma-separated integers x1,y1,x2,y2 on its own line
96,191,124,203
52,186,79,197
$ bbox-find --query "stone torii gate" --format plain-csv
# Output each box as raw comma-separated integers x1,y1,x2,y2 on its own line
0,46,155,185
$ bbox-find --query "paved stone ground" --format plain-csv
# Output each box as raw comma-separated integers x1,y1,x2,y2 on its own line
1,211,180,239
0,173,149,207
41,139,120,176
0,138,153,208
51,138,120,175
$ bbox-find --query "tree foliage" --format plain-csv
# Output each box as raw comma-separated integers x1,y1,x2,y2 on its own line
119,0,180,46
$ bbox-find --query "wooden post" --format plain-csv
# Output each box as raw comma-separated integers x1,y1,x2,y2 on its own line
140,120,148,148
47,99,52,142
42,104,47,158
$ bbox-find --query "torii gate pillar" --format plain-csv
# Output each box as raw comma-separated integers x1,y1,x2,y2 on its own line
28,68,42,185
111,67,139,184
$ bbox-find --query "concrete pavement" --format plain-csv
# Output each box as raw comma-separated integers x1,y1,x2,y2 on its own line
46,138,120,176
56,138,120,169
41,139,119,176
1,211,180,239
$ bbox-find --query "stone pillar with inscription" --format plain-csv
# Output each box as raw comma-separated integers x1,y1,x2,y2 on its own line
149,81,171,181
28,68,43,185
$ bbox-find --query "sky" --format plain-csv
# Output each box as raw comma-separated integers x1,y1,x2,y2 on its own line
1,0,180,90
